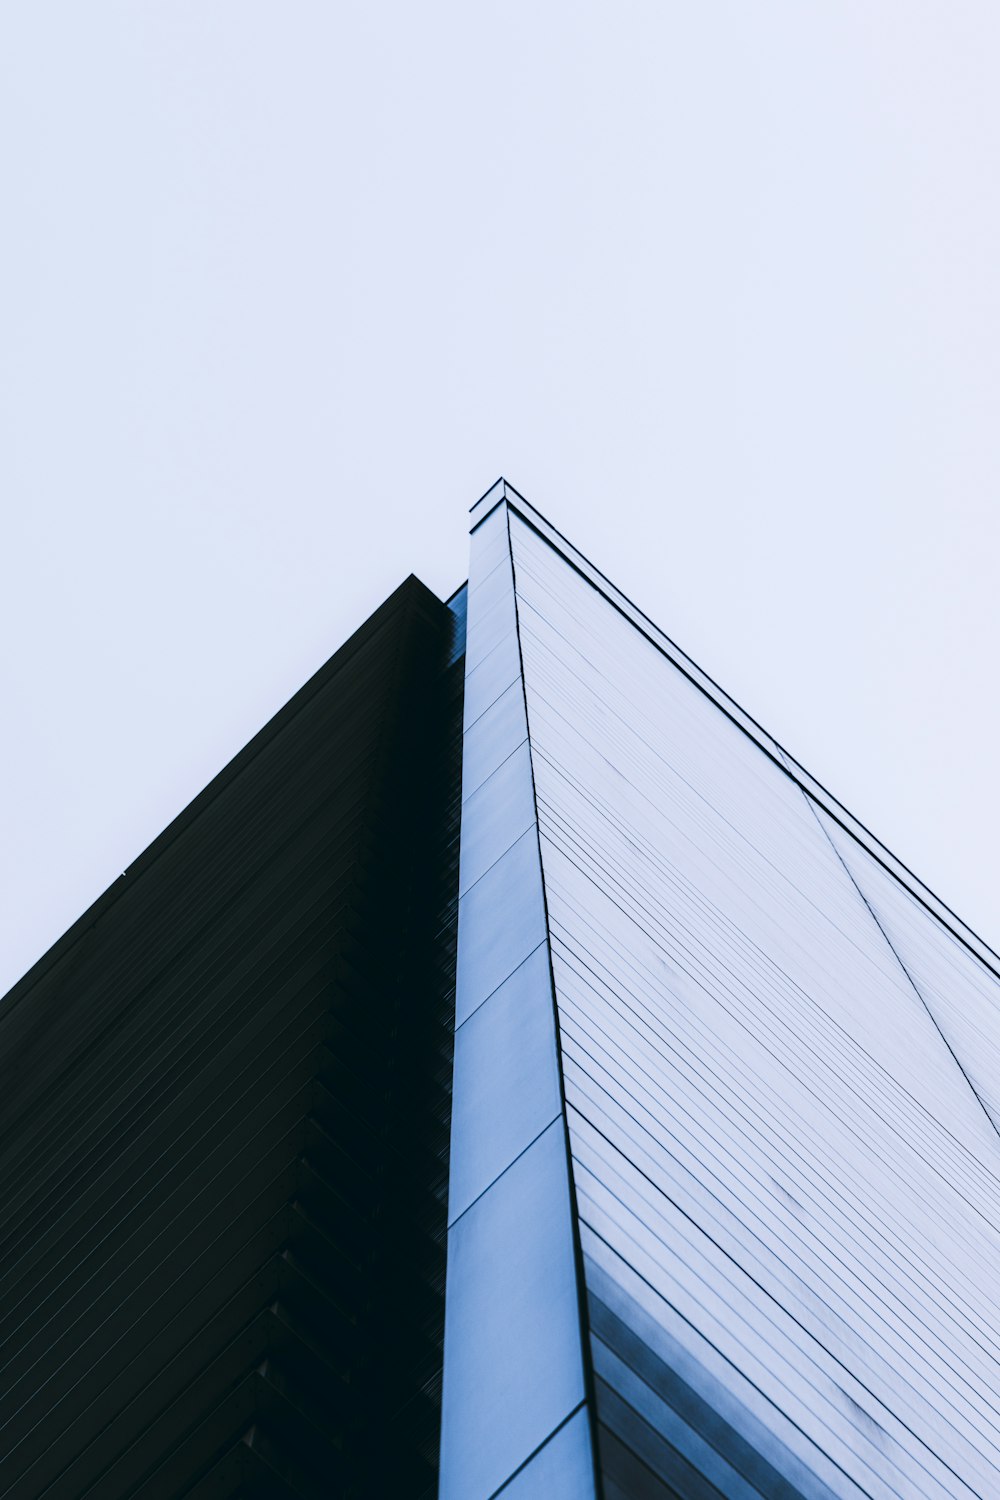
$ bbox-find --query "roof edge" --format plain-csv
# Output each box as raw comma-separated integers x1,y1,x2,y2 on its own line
496,484,1000,984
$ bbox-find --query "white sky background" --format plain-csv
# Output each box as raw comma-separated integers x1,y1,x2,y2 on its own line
1,4,998,995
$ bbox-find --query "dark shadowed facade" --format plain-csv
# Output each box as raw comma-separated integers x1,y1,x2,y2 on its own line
5,483,1000,1500
0,578,464,1499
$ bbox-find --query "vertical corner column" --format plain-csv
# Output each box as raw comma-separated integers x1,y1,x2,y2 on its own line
438,495,597,1500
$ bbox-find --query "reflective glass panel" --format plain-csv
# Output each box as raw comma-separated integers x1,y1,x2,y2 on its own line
510,508,1000,1500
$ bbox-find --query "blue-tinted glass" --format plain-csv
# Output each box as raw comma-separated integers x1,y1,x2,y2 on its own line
470,479,508,532
449,943,561,1224
509,507,1000,1500
443,502,595,1500
455,826,547,1026
498,1408,596,1500
463,629,521,731
468,549,516,624
459,740,537,895
439,1120,587,1500
462,680,529,802
468,495,512,575
446,582,468,666
466,556,518,672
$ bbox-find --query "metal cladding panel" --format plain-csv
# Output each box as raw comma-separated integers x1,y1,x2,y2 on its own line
817,806,1000,1135
459,739,538,895
441,1121,588,1500
448,943,562,1224
508,506,1000,1500
462,679,530,800
0,577,465,1500
498,1408,598,1499
441,502,597,1500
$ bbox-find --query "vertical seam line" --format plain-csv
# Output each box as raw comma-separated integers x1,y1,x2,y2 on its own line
504,502,607,1500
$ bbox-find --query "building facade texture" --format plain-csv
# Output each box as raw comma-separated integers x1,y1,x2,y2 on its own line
3,482,1000,1500
0,579,464,1498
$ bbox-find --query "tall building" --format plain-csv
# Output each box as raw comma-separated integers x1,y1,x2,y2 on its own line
3,480,1000,1500
0,579,465,1499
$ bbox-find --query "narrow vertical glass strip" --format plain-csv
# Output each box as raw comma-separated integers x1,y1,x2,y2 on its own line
439,502,598,1500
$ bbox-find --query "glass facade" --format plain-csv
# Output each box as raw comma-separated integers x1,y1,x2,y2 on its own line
6,481,1000,1499
440,493,596,1500
443,483,1000,1499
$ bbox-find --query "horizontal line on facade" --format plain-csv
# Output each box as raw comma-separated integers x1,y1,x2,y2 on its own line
501,496,1000,983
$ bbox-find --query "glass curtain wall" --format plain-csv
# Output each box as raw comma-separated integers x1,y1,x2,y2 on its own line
508,505,1000,1500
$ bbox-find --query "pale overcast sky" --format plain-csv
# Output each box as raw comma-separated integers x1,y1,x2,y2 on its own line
2,4,998,995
